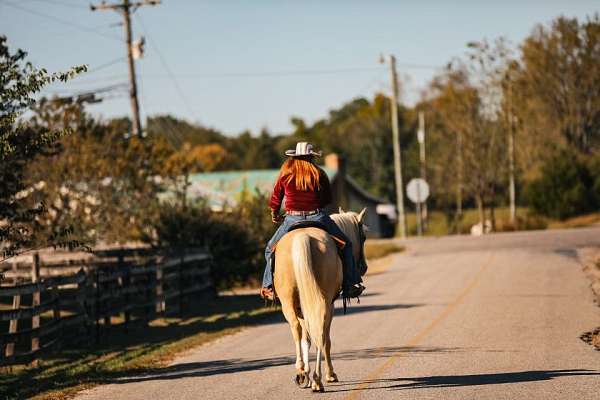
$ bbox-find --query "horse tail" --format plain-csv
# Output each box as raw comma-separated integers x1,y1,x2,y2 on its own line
292,232,326,351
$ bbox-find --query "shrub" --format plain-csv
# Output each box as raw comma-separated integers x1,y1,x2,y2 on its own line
149,191,275,289
526,150,597,220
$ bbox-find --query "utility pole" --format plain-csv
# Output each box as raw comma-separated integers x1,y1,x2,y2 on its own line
507,82,516,224
91,0,160,138
417,111,427,225
388,55,407,239
456,131,463,219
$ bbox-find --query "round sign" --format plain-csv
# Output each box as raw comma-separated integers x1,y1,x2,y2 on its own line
406,178,429,203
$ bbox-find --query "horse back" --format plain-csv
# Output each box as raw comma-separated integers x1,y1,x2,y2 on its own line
274,228,342,302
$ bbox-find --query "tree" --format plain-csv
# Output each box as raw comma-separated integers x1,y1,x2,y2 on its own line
514,15,600,155
425,39,512,230
526,149,597,219
0,36,86,259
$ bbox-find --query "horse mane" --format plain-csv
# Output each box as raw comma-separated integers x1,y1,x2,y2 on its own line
329,212,361,251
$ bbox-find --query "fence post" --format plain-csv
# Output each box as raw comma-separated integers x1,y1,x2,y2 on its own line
51,278,61,351
5,282,21,359
155,257,164,316
179,251,184,315
103,265,110,331
30,253,41,366
119,253,131,330
82,267,93,345
95,266,100,344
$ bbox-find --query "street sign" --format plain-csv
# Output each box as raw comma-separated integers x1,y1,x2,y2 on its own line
406,178,429,204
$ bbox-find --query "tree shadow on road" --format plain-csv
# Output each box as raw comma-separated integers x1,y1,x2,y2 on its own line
111,345,459,384
327,369,600,393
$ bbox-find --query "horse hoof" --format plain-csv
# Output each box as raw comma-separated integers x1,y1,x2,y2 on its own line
326,373,339,383
311,382,325,393
295,372,310,388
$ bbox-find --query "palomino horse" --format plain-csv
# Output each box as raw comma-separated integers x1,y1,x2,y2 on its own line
273,208,367,392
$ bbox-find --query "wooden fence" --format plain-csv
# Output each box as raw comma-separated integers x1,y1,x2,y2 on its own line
0,247,213,367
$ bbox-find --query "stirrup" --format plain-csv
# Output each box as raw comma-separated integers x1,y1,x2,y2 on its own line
260,287,274,301
344,283,365,299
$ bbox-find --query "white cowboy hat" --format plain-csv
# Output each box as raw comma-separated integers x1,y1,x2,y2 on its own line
285,142,322,157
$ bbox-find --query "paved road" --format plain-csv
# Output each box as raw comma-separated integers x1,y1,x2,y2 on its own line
78,228,600,399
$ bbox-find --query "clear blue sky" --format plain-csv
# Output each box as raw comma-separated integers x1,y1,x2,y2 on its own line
1,0,598,135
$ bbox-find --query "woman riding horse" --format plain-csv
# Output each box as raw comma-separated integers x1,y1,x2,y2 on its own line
260,142,365,300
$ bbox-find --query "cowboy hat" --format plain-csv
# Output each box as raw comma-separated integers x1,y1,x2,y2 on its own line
285,142,322,157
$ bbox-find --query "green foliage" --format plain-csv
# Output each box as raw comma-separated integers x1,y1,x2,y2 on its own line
516,14,600,154
23,97,173,246
526,149,598,220
149,190,275,288
0,36,86,259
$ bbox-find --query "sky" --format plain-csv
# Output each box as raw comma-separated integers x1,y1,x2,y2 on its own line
1,0,598,136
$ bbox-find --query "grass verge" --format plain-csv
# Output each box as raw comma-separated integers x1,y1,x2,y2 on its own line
364,242,405,260
403,207,600,236
0,294,281,400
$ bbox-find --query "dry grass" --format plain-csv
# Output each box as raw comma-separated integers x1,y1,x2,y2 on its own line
364,242,405,260
363,241,405,276
403,208,600,237
548,213,600,229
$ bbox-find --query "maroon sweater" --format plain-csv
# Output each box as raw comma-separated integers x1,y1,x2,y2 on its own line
269,170,332,213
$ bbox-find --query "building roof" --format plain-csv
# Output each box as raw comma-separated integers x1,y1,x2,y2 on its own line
180,165,390,211
185,168,338,210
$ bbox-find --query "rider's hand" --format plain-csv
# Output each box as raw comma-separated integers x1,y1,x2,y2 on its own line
271,212,283,224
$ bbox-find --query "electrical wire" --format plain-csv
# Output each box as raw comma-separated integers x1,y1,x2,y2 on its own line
20,0,89,9
85,57,127,74
135,13,198,121
133,64,438,80
2,1,122,42
356,67,387,95
57,74,129,86
42,82,129,96
146,66,384,79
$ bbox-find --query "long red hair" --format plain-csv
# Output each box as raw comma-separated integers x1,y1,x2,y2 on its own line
279,157,322,192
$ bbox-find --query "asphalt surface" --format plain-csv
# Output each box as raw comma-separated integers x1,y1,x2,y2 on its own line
78,227,600,399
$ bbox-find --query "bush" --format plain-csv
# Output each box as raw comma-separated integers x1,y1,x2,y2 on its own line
149,191,275,289
495,214,548,232
526,150,598,220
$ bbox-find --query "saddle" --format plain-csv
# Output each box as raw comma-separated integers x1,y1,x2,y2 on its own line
270,220,346,253
267,221,358,311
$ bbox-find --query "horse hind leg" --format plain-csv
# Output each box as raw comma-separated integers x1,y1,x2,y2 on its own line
281,303,310,388
323,305,338,383
295,326,312,388
311,347,325,392
323,335,338,383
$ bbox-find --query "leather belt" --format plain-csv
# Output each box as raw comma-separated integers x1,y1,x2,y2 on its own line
286,209,321,216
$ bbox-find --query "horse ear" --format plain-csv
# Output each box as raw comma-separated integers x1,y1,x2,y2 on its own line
338,206,345,214
358,208,367,222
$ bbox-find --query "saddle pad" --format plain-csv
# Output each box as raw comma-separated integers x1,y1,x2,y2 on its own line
270,232,346,253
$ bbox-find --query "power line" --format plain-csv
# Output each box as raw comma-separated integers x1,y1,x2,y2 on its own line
91,0,161,138
21,0,88,9
86,57,127,74
42,82,129,96
356,67,387,95
48,75,128,86
2,1,122,42
135,13,197,121
142,66,385,79
130,63,439,80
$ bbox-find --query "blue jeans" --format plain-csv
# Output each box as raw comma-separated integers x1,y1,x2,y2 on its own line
262,211,362,289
